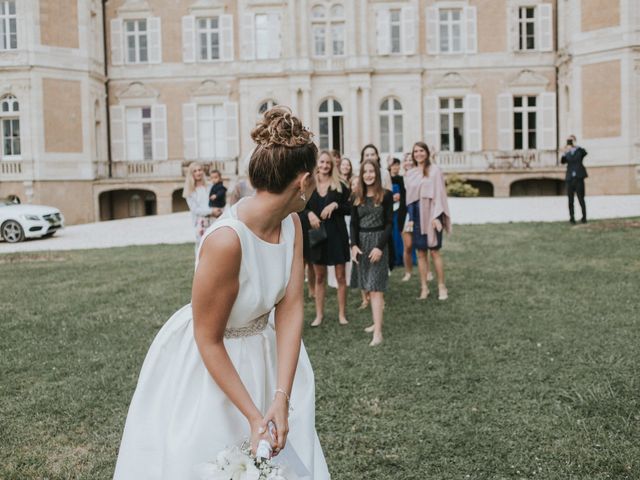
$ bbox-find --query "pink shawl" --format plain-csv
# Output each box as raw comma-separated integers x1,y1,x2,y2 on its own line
404,164,451,248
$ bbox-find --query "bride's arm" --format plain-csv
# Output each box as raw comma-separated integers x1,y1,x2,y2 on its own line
191,228,266,450
268,214,305,453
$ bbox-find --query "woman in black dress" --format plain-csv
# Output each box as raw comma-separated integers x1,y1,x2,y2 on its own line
305,151,351,326
350,159,393,346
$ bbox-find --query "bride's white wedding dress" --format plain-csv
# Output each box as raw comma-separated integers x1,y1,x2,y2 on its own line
114,202,330,479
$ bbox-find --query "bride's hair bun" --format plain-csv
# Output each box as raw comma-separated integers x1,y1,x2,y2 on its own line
251,106,313,148
248,106,318,194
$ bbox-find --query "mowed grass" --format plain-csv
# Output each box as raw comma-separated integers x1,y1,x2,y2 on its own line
1,219,639,479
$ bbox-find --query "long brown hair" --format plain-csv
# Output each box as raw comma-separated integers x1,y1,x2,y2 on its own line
411,141,431,177
354,159,384,206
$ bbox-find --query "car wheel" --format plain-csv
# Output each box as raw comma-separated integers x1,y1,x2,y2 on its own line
1,220,25,243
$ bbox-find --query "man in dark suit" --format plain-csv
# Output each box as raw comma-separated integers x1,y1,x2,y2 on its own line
560,134,588,224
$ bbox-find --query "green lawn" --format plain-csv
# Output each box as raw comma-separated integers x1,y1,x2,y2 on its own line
1,219,639,479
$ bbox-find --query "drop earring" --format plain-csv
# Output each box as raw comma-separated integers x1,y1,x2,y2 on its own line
300,191,307,202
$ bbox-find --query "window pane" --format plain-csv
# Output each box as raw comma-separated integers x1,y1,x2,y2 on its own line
332,24,344,56
440,24,449,52
312,6,325,19
454,98,463,109
514,131,523,150
381,99,389,110
319,100,328,113
452,24,461,52
380,116,389,153
319,117,329,148
391,24,400,53
126,20,134,32
143,123,152,160
453,112,464,152
439,98,448,110
330,4,344,18
211,32,219,59
127,35,136,62
333,100,342,112
393,115,403,152
440,114,450,151
139,34,148,62
514,96,522,107
139,19,147,31
528,96,536,107
313,26,325,56
514,111,522,130
452,10,461,21
390,10,400,22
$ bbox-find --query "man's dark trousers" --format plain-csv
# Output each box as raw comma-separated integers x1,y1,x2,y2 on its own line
567,177,586,222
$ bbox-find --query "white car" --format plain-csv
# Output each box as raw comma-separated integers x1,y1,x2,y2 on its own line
0,199,64,243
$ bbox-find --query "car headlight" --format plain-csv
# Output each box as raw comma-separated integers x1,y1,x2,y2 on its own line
21,214,41,221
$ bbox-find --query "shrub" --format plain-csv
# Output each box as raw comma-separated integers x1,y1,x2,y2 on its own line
445,174,479,197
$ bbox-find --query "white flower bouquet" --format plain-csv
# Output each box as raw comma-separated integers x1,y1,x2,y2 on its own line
196,443,290,480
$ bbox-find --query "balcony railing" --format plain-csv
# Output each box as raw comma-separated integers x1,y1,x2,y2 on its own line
435,150,559,172
0,160,24,181
94,158,238,179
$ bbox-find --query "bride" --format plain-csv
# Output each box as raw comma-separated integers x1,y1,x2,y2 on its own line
114,107,330,479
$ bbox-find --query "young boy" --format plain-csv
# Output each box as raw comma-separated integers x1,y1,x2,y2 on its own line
208,169,227,218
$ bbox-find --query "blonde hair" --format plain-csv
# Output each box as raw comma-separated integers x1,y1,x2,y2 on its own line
317,150,344,193
183,162,204,198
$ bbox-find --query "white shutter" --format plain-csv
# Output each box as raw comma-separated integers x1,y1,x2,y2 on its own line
268,13,282,59
110,18,123,65
220,14,234,61
464,6,477,54
224,102,239,158
508,6,519,52
424,95,440,151
537,4,553,52
110,105,125,161
464,94,482,152
182,16,196,63
497,93,514,151
376,8,391,55
152,104,168,160
183,103,197,160
241,13,255,60
148,17,162,64
401,6,416,55
537,92,556,150
426,7,438,54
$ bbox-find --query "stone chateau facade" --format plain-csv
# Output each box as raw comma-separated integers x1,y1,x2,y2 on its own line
0,0,638,224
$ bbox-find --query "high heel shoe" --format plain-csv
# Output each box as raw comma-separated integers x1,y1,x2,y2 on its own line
310,317,323,327
427,271,434,282
438,285,448,301
418,286,429,300
369,335,383,347
401,272,411,282
358,300,369,310
339,317,349,325
364,324,375,333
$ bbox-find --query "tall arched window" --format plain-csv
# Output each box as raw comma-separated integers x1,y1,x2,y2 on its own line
311,2,345,57
258,99,278,118
379,98,403,155
318,98,343,152
0,95,20,158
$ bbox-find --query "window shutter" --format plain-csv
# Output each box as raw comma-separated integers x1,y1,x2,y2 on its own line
426,7,438,54
537,92,556,150
424,95,440,151
241,13,255,60
182,16,196,63
110,18,123,65
148,17,162,64
224,102,239,158
183,103,197,160
508,6,519,52
464,6,477,54
497,93,514,151
537,4,553,52
220,14,234,61
109,105,125,161
376,8,391,55
401,6,416,55
268,13,282,59
152,104,168,160
464,94,482,152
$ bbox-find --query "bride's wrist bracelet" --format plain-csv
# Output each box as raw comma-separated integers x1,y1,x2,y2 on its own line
274,388,293,411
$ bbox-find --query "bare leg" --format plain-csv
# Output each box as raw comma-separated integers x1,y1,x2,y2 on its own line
402,231,413,280
335,263,348,324
312,264,326,326
359,290,370,309
430,250,447,300
306,262,316,298
416,250,430,299
369,291,384,346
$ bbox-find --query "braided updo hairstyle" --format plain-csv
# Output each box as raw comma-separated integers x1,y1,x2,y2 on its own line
249,106,317,193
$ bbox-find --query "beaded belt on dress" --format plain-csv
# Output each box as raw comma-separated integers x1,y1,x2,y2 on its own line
224,312,270,339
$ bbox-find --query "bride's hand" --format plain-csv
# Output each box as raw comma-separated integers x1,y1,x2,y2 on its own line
263,394,289,456
249,418,271,457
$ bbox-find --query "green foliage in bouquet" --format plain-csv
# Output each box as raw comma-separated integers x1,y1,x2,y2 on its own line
445,174,479,197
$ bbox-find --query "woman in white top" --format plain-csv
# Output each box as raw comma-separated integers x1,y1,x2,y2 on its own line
114,107,330,479
183,162,216,244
